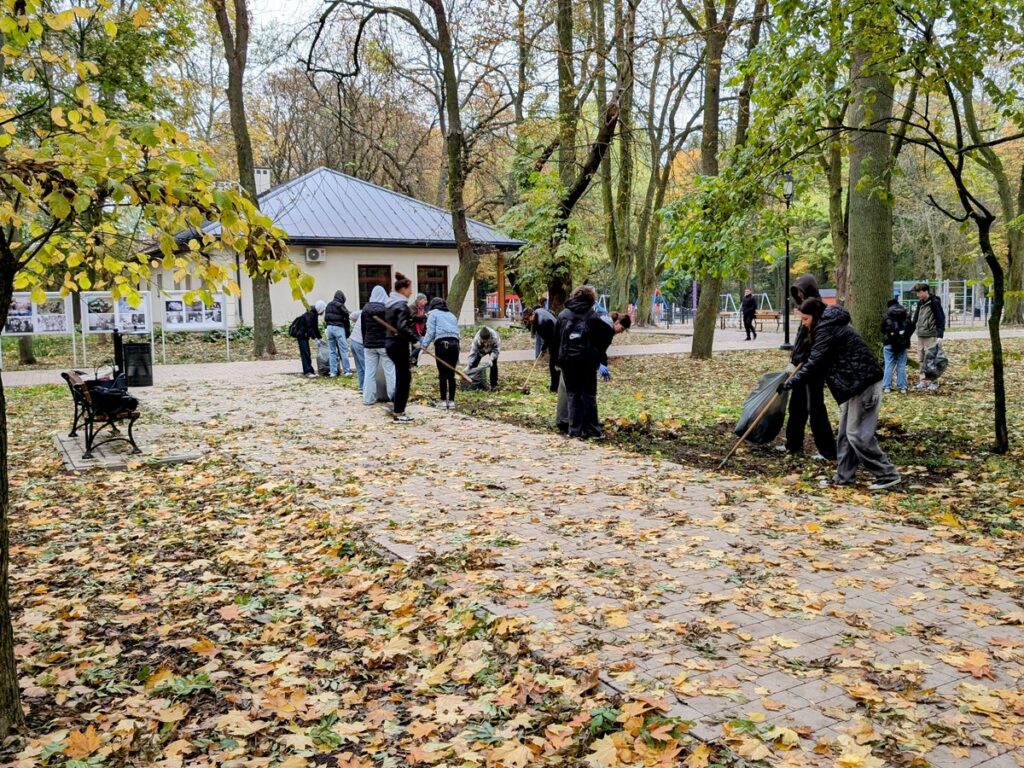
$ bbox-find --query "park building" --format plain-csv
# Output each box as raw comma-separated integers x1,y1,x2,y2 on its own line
148,166,524,327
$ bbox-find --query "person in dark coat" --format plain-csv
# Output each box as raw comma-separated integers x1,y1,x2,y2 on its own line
781,274,836,460
783,298,900,490
360,286,394,405
522,305,560,392
384,273,421,422
324,290,352,377
741,289,757,340
912,282,946,391
881,297,914,393
553,287,606,438
294,301,326,378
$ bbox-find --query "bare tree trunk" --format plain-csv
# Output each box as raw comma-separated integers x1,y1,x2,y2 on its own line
925,208,943,283
594,0,619,301
610,0,636,312
556,0,576,190
17,336,34,365
211,0,277,357
978,221,1008,452
846,45,894,350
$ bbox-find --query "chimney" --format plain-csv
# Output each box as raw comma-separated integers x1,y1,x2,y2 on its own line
254,167,272,196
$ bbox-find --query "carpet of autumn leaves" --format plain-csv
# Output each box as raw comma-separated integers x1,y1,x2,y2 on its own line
458,337,1024,537
1,387,725,767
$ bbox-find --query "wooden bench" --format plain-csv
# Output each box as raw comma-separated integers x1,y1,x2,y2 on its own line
61,371,142,459
719,311,738,329
754,310,782,332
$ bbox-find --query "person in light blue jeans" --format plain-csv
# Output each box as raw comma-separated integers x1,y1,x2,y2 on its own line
880,298,913,393
349,309,366,390
324,290,352,376
360,285,395,404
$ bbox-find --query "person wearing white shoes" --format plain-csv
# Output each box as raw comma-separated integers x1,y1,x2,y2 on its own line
912,282,945,392
420,296,460,409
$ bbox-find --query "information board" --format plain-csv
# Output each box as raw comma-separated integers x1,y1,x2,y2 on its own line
161,291,227,332
80,291,153,334
3,293,74,336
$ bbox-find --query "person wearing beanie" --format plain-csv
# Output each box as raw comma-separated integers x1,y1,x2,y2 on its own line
782,298,900,491
384,273,422,422
779,274,836,460
420,296,461,408
881,297,914,394
292,300,325,378
467,325,501,388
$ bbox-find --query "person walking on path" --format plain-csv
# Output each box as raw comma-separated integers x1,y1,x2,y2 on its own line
385,273,422,422
360,286,394,405
467,327,501,389
324,290,353,377
522,305,560,392
780,274,836,460
292,301,325,378
912,282,946,391
881,297,914,394
349,308,366,390
421,296,461,409
741,289,757,341
783,298,900,490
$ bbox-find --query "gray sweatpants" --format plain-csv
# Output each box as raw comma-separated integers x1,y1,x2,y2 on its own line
556,375,569,430
835,382,899,484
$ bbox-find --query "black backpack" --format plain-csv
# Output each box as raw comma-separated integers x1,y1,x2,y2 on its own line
559,313,590,360
288,314,305,339
885,313,911,352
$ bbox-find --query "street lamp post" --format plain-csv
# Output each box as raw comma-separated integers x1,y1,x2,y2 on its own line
780,171,795,351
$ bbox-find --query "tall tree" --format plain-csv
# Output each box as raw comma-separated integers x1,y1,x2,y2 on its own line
209,0,277,356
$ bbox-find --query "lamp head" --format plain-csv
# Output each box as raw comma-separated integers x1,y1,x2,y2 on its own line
782,170,795,202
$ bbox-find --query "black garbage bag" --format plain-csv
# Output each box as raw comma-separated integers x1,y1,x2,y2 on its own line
316,341,330,376
923,343,948,380
734,370,790,445
460,363,492,391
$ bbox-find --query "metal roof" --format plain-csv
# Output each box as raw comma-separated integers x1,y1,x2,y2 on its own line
200,167,524,251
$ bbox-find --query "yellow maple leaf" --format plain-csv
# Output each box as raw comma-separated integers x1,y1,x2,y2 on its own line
685,743,712,768
605,611,629,628
65,725,102,759
586,734,620,767
835,735,884,768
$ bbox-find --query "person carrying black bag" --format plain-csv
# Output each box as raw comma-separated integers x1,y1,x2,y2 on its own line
779,275,836,460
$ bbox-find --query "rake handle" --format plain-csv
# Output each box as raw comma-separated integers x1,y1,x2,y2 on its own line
372,315,473,384
718,364,803,469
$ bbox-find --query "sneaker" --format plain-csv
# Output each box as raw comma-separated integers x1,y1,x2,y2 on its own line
868,477,901,491
915,382,928,390
927,382,939,392
899,388,907,394
774,444,789,453
883,388,891,394
447,401,455,410
344,371,353,377
811,453,829,461
436,402,448,409
818,477,853,489
305,373,317,379
393,414,413,422
329,373,338,378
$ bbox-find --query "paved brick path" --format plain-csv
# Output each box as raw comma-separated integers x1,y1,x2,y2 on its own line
134,373,1024,767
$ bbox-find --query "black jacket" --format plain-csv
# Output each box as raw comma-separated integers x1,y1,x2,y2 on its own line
590,316,616,367
741,294,756,318
384,296,419,347
297,307,321,341
881,301,914,352
324,290,351,334
361,302,387,348
553,294,597,368
789,274,822,365
532,307,557,352
912,293,946,338
787,306,883,404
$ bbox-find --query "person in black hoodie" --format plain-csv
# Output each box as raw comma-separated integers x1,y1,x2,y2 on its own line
522,305,560,392
881,298,914,393
781,274,836,460
384,273,422,422
783,298,900,490
741,289,757,340
360,285,394,405
293,300,326,378
553,287,603,438
324,290,352,377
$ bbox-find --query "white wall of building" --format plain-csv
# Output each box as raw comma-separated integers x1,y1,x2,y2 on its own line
148,245,476,327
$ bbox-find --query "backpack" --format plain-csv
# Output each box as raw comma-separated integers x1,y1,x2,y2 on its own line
288,314,305,339
885,314,911,352
558,313,591,361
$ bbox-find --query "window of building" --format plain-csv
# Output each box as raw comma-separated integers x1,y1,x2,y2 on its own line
417,265,448,302
358,265,391,306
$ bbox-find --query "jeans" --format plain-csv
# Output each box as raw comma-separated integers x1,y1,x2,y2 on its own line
386,340,411,414
326,324,351,375
785,379,836,459
433,338,460,401
882,345,908,391
835,382,899,484
916,335,938,383
362,347,395,404
350,340,366,390
297,338,314,375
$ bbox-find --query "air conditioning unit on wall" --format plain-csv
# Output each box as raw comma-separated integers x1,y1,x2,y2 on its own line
305,248,326,263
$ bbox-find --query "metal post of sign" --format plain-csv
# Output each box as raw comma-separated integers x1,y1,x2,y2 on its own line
226,327,231,361
161,325,167,365
81,298,88,369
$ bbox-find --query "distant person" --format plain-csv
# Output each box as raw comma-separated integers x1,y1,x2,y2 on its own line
291,300,325,379
324,290,352,377
780,274,836,460
421,296,461,409
410,293,428,365
912,282,946,391
741,288,757,341
385,273,422,422
349,307,366,390
522,305,559,392
360,286,394,405
881,297,914,394
783,298,900,490
467,326,501,389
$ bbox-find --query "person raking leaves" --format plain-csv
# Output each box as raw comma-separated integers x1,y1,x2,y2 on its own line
781,298,901,490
